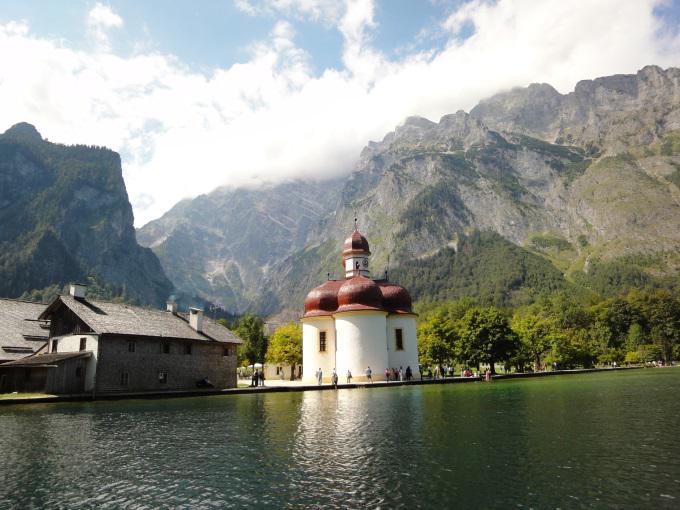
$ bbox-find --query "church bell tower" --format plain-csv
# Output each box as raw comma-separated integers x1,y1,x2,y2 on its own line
342,220,371,278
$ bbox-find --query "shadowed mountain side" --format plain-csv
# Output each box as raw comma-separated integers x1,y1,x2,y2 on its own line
0,123,173,306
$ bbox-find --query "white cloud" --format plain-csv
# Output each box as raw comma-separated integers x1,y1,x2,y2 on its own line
86,2,123,51
0,0,678,227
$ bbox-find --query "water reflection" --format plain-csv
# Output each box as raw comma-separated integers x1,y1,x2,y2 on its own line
0,371,678,509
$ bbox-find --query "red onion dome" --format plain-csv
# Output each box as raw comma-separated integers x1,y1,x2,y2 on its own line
303,280,342,317
336,275,383,312
342,229,370,255
378,282,413,313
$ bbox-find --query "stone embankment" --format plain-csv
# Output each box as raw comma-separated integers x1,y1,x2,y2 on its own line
0,366,653,406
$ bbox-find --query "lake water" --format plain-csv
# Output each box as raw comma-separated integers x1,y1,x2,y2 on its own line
1,369,679,509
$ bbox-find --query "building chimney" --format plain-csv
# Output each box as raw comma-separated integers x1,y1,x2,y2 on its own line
167,300,178,313
69,283,86,299
189,307,204,332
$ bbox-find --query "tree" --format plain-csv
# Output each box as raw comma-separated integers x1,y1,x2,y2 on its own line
232,314,267,366
629,289,680,362
457,307,518,374
511,313,555,371
265,323,302,380
417,313,456,369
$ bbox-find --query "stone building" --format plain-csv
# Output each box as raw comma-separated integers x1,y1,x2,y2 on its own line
0,284,242,395
301,227,419,383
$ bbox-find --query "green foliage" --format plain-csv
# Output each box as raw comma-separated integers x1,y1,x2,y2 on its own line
417,312,457,367
393,231,567,307
265,323,302,374
456,307,519,373
530,233,574,252
400,179,469,236
574,259,655,296
418,286,680,371
511,313,559,370
18,275,138,304
232,314,268,366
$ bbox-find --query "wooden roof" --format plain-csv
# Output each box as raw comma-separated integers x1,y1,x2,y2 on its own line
40,295,242,344
0,298,49,362
0,351,91,368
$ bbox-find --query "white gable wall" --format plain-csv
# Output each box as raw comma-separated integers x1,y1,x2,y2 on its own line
49,334,99,392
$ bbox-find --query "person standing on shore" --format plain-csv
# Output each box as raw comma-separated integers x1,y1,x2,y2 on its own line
331,368,338,389
406,366,412,381
366,366,373,383
316,368,323,385
346,369,352,384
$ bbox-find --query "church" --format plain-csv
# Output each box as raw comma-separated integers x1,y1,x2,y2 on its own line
301,226,419,383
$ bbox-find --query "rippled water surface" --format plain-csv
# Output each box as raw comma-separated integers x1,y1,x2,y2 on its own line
1,369,680,509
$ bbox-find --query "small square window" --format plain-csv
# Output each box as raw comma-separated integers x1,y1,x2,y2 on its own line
160,341,170,354
319,331,327,352
51,340,58,353
128,341,136,353
79,337,87,351
223,347,229,357
76,366,83,378
184,343,192,355
158,372,167,384
395,329,404,351
121,372,129,386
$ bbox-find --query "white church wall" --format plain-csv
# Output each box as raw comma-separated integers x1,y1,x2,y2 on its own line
335,311,388,382
386,315,420,379
302,317,336,383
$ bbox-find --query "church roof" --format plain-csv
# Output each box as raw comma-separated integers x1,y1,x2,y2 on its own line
303,278,413,317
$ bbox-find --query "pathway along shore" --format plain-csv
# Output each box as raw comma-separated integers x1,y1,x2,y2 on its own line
0,366,657,406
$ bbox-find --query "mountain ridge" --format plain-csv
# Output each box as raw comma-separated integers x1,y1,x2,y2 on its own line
133,65,680,315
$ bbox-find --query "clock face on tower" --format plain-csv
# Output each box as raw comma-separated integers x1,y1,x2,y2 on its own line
362,258,369,268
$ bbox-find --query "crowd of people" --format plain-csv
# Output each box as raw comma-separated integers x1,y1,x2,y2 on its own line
384,366,413,381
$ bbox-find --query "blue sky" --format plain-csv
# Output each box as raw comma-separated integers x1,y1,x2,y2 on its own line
0,1,467,73
0,0,678,226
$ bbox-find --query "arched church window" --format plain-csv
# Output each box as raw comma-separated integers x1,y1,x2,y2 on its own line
395,329,404,351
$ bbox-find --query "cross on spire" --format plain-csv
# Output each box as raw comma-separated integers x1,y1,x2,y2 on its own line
354,216,358,230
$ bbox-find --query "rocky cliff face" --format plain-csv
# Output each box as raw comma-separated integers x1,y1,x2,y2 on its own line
470,65,680,155
137,180,342,313
0,123,173,306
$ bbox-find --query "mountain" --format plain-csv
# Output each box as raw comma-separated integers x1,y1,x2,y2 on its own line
0,123,173,306
139,65,680,316
137,180,343,313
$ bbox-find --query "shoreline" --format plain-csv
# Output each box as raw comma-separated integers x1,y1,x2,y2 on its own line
0,366,659,406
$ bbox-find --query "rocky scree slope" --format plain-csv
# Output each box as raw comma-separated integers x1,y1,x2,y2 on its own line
0,123,173,306
137,180,342,313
